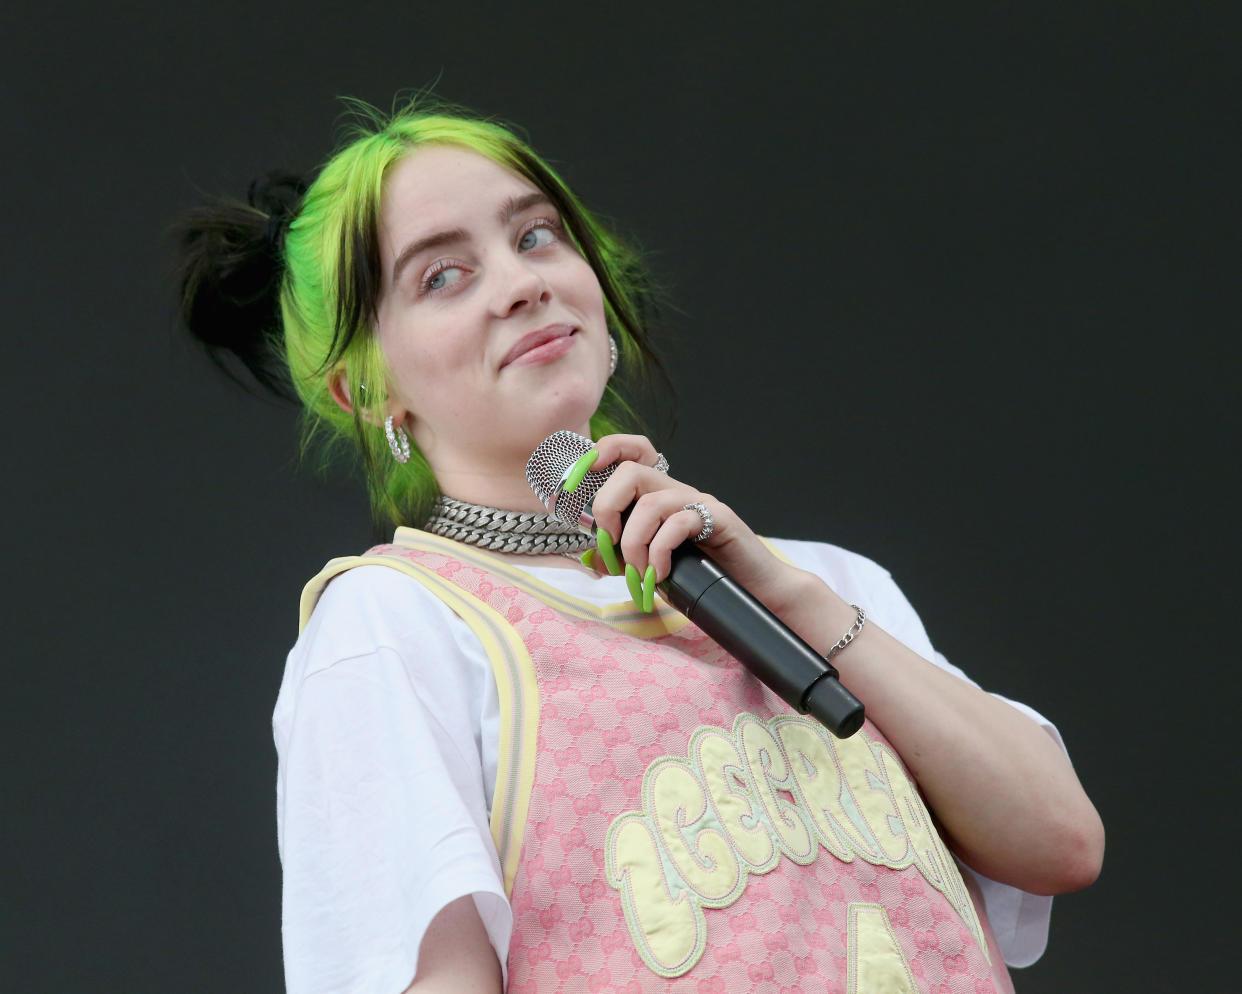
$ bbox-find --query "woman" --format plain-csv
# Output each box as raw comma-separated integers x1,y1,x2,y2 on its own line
178,98,1103,994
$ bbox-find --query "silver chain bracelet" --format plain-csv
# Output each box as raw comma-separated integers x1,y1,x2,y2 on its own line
824,604,866,662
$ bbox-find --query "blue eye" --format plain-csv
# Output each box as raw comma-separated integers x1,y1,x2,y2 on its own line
424,265,465,293
519,225,557,251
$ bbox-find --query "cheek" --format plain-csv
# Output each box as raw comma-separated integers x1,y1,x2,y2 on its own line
557,251,603,302
380,317,475,398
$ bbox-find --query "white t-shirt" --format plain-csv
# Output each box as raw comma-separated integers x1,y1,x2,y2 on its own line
274,537,1060,994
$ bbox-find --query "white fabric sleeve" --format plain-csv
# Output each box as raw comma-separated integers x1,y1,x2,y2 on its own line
766,537,1057,967
274,566,510,994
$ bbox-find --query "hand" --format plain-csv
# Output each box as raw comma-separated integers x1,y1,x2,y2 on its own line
581,434,809,613
577,440,1105,895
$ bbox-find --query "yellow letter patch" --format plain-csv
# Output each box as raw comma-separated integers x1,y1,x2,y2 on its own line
605,715,986,978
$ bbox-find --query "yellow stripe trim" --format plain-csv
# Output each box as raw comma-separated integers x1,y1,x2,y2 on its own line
759,535,793,566
391,527,690,638
298,552,538,897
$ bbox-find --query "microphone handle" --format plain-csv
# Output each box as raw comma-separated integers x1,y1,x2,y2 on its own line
658,545,866,738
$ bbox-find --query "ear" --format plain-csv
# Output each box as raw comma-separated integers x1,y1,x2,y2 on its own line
328,368,409,429
327,367,356,415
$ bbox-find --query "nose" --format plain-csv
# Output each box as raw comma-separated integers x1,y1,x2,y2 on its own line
490,253,551,317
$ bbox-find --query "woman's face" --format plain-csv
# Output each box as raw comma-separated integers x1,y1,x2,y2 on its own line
372,145,610,482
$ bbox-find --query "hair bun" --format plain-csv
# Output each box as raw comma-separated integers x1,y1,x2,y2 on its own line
175,170,308,401
249,170,308,257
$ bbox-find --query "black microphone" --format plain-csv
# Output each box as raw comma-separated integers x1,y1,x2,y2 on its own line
526,431,865,738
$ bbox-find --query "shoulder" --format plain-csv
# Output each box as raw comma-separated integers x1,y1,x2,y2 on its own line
294,564,464,677
274,562,491,735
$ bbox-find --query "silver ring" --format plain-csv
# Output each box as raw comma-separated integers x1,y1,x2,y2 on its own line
653,453,669,474
683,501,714,542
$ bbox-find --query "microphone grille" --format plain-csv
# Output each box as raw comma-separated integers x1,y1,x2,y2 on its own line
526,430,613,526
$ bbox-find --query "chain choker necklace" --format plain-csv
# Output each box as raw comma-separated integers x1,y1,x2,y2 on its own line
423,496,594,556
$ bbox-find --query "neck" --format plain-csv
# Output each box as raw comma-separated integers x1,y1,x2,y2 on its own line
434,466,546,514
423,422,592,514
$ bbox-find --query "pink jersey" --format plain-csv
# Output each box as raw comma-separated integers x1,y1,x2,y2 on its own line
308,528,1012,993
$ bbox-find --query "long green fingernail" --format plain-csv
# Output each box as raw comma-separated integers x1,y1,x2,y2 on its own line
580,549,595,570
640,566,660,613
625,563,643,608
564,449,599,494
596,526,621,575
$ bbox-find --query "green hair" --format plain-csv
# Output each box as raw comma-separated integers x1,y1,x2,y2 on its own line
275,98,665,526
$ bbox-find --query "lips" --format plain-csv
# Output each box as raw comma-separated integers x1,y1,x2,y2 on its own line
500,324,577,368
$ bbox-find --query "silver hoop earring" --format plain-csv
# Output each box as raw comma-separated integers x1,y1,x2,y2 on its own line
608,335,618,376
385,415,411,464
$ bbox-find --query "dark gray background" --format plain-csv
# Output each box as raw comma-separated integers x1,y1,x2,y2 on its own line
5,3,1236,991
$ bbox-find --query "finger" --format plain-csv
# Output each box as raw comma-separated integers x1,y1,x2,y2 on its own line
578,548,608,577
624,563,645,609
647,504,716,582
616,487,702,575
590,434,663,473
562,448,600,494
593,525,623,576
590,459,677,552
641,563,657,613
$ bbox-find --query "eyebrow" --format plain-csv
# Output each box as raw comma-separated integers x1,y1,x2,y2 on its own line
389,190,556,287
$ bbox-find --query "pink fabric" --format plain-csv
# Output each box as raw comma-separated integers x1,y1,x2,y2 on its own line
371,539,1010,993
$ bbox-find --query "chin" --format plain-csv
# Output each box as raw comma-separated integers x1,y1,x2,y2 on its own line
536,383,604,432
521,411,595,451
